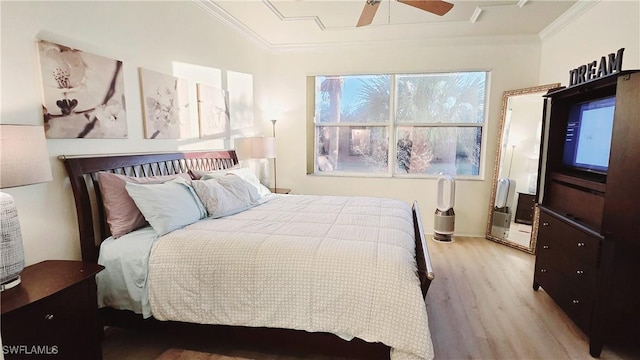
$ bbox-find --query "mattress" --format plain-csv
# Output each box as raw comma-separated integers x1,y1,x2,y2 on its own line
148,194,432,360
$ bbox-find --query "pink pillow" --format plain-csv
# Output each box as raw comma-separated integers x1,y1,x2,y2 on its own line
98,172,191,238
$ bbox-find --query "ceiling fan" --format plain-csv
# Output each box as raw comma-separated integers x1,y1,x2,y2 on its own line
357,0,454,27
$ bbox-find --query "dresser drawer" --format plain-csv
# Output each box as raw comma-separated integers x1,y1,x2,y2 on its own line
7,283,83,326
538,211,601,267
535,243,598,294
535,264,594,334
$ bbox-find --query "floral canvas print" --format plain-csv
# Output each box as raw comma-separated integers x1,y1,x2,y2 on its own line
197,83,229,139
37,39,127,138
139,68,191,139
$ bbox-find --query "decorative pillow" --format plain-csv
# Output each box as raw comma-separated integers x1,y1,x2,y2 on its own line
189,165,240,180
191,175,261,218
125,177,206,236
201,167,271,198
98,172,191,238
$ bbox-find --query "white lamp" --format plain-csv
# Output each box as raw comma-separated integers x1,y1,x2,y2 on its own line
0,125,53,291
235,136,276,188
271,119,278,191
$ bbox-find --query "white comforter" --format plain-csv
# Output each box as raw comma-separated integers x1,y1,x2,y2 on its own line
147,194,433,360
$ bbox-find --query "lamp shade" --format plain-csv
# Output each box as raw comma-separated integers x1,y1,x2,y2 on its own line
0,124,52,289
235,137,276,160
0,125,53,188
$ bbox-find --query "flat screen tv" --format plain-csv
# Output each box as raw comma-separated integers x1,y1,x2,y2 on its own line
562,95,616,175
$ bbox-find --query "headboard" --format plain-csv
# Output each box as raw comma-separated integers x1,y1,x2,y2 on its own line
59,150,238,262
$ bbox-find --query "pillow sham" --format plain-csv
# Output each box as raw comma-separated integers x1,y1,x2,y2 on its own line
125,177,207,236
191,174,261,218
189,165,240,180
201,167,271,198
98,172,191,238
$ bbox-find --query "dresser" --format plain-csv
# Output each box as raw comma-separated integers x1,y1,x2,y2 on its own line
534,208,603,334
1,260,105,360
533,70,640,357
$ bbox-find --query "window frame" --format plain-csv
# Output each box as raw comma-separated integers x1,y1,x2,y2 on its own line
310,71,490,180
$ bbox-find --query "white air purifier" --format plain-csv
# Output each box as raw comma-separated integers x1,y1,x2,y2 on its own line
433,174,455,243
494,178,516,210
491,178,516,238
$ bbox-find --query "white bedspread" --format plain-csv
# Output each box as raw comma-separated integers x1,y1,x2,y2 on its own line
147,194,433,360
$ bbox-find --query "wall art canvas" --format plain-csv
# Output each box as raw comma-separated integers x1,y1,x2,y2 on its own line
139,68,191,139
197,83,229,139
37,39,127,138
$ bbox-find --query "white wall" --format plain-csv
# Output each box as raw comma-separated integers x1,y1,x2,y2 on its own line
540,0,640,85
266,39,543,237
1,1,270,265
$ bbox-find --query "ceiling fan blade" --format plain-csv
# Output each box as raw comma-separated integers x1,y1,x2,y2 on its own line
398,0,454,16
357,0,382,27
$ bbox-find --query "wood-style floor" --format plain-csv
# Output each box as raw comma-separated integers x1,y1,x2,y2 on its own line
102,236,639,360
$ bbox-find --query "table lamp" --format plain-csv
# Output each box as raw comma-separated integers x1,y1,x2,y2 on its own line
0,125,52,291
235,136,276,188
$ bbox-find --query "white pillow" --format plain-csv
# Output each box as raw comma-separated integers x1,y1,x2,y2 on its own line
125,177,206,235
191,175,261,218
202,167,271,198
189,166,240,180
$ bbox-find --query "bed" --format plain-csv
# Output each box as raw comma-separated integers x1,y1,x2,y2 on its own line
60,150,435,360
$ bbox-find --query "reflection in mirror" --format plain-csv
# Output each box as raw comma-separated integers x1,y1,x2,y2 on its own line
486,83,561,253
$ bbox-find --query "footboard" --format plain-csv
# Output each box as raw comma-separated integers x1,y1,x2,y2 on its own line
413,201,435,298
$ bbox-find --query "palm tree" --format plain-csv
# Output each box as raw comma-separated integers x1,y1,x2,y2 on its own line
394,73,485,174
318,76,344,170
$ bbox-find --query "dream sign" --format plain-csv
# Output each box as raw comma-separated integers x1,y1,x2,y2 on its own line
568,48,624,87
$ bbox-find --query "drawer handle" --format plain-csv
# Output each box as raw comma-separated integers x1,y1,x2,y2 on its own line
576,270,584,275
577,242,585,247
542,222,549,226
44,314,54,320
540,269,547,273
572,300,580,304
542,245,550,249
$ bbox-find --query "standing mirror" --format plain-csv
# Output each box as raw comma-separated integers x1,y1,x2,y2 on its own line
486,83,560,253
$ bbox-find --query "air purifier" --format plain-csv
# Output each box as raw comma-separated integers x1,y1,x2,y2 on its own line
491,178,515,238
433,174,455,242
494,178,515,210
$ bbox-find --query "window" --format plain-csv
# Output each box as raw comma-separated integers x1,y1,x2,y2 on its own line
313,72,488,178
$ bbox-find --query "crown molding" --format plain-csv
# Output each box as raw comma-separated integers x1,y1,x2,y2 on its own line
192,0,273,51
194,0,555,55
266,34,542,54
539,0,599,40
262,0,326,30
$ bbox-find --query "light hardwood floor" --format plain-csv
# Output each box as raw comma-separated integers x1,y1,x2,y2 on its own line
102,236,639,360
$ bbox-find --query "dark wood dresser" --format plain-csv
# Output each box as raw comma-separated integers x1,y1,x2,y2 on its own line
534,207,603,334
1,260,104,360
534,70,640,357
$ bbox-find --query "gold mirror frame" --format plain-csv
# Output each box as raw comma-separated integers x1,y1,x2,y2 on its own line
486,83,561,254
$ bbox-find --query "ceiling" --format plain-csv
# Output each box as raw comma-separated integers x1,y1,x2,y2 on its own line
196,0,588,51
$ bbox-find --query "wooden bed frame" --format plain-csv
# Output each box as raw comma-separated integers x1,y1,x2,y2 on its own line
60,150,435,359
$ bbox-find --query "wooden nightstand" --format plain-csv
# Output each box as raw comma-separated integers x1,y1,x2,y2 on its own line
1,260,104,360
514,192,535,225
270,188,291,194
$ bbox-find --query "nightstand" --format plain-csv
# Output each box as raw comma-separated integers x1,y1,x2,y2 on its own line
514,192,535,225
1,260,104,360
270,188,291,194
